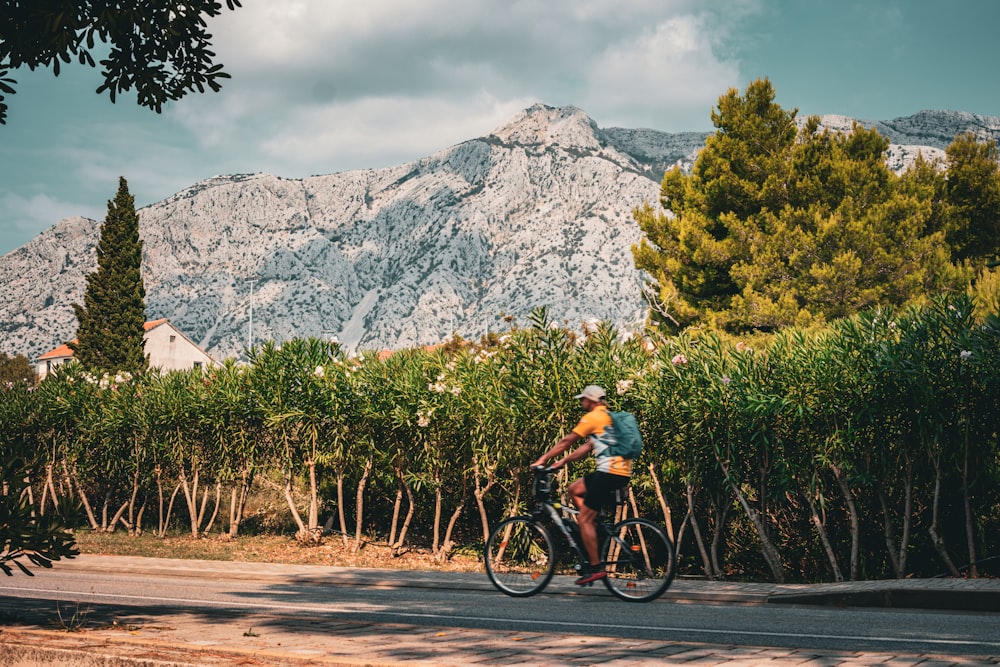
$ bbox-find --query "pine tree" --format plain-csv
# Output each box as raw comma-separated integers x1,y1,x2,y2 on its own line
71,177,148,375
943,132,1000,265
633,78,962,334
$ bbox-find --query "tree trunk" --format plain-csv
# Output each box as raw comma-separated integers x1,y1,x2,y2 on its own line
159,482,182,537
830,463,860,581
438,494,465,562
928,453,961,577
238,469,254,535
393,478,416,556
718,458,784,582
135,503,146,536
100,489,112,532
805,490,843,582
961,423,978,578
307,459,319,537
108,500,130,534
685,481,714,580
432,469,443,555
472,455,496,545
336,470,349,548
708,496,729,580
179,469,201,538
228,469,253,538
389,485,403,547
39,464,56,516
204,482,223,534
283,472,309,542
899,458,914,577
877,483,901,577
647,463,674,542
352,455,373,553
126,469,139,536
73,469,100,531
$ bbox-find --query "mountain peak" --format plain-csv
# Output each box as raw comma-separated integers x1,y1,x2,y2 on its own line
489,103,602,151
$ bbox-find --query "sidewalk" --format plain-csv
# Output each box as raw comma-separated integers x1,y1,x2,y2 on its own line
1,555,998,666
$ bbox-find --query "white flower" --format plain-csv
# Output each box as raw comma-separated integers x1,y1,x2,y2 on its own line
450,385,462,395
429,382,447,393
329,335,340,345
313,365,325,378
721,375,732,385
417,413,431,428
616,379,633,395
960,350,973,361
735,341,752,353
672,353,688,365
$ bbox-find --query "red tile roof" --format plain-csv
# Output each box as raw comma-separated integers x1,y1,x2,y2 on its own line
38,319,171,360
37,342,75,361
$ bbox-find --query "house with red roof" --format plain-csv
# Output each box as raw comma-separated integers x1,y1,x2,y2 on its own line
35,319,215,380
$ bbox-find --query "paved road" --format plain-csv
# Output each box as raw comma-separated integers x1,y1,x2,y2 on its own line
1,555,999,666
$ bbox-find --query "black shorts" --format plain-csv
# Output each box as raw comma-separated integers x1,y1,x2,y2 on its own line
582,471,630,512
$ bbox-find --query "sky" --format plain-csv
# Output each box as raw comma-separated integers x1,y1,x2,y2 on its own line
2,0,999,257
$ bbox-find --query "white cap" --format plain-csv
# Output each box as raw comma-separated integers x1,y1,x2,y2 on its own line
574,385,606,401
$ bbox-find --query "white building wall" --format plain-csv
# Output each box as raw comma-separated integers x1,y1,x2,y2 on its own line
144,323,214,372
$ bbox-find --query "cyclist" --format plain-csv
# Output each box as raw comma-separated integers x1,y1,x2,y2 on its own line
531,384,631,585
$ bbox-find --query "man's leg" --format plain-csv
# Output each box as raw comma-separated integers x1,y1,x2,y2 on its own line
569,477,606,584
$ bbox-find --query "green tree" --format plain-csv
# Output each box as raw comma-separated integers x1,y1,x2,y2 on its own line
633,78,960,334
71,177,148,376
1,382,79,575
943,132,1000,265
0,0,242,124
0,351,35,386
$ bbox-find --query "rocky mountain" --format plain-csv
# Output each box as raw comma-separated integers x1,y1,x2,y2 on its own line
2,105,999,361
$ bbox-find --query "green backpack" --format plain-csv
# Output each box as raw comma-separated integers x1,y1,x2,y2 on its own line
603,411,643,460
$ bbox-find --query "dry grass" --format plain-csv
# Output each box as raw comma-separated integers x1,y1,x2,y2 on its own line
73,530,484,573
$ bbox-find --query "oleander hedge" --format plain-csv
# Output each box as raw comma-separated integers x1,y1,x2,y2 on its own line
3,296,998,582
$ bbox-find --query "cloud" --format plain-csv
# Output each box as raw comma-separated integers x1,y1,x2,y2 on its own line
583,14,741,128
172,0,753,170
0,192,104,254
258,94,533,171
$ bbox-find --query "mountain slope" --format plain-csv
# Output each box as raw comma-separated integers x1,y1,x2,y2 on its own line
2,105,998,361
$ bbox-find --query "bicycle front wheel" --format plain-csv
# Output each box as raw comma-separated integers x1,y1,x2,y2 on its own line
484,517,555,597
600,518,675,602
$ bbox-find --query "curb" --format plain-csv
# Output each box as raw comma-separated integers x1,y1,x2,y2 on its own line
766,588,1000,612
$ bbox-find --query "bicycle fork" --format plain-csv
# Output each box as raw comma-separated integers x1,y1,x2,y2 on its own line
544,504,589,573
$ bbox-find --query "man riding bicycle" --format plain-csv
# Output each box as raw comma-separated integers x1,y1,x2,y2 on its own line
531,384,631,585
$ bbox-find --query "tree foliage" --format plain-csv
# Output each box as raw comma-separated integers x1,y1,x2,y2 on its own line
71,177,148,375
0,351,35,386
1,383,79,575
942,132,1000,264
633,78,1000,334
0,0,242,124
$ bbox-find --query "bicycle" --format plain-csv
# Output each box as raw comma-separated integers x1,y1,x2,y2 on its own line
484,466,676,602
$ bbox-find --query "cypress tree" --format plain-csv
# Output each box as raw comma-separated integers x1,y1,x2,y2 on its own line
71,177,148,375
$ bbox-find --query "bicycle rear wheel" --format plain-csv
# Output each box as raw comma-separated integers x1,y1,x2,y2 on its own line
484,517,556,597
600,518,675,602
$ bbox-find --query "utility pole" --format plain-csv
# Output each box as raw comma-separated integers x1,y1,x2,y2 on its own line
247,275,259,351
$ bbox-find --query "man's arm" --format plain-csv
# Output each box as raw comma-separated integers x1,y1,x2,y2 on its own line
550,440,593,470
532,431,581,468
